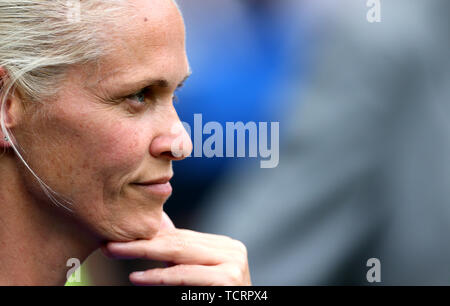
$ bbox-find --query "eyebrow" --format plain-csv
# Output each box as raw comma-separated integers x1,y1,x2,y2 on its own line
123,71,191,94
90,67,192,97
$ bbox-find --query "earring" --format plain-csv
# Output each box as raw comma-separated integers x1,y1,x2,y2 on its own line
4,136,9,142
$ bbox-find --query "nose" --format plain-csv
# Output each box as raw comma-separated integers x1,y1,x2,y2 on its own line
149,116,193,161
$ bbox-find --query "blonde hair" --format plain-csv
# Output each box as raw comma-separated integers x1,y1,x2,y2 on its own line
0,0,130,211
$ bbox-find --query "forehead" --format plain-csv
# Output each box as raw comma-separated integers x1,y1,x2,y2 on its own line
88,0,188,88
123,0,185,49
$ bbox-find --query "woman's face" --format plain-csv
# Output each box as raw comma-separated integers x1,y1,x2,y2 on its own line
15,0,192,242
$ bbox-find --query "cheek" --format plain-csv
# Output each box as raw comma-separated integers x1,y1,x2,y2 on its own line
90,125,145,170
24,107,151,201
17,84,166,241
58,119,159,239
69,121,162,240
74,120,151,194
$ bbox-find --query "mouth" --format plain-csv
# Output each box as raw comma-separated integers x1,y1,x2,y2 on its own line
131,176,173,197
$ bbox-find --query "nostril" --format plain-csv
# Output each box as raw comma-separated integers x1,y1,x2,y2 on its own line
161,151,173,158
161,150,182,160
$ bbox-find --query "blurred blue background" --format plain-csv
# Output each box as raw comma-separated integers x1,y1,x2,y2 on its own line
168,0,315,224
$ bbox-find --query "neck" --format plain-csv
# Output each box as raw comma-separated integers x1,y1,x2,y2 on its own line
0,155,98,286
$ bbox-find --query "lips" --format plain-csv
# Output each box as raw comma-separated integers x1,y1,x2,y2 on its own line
132,176,173,197
134,176,172,185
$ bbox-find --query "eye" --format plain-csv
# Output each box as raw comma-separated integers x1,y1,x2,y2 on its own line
124,86,181,108
172,84,184,104
127,88,149,104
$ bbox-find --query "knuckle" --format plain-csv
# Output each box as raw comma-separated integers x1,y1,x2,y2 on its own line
211,233,234,243
172,264,187,275
232,239,248,256
235,254,248,268
226,265,244,284
168,234,187,257
220,234,234,242
151,269,165,285
171,265,188,286
143,246,153,260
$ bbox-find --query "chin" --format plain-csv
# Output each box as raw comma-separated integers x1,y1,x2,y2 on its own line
111,215,162,242
87,211,162,243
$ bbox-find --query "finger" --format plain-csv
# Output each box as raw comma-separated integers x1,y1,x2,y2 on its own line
129,264,226,286
105,236,230,265
100,243,134,259
106,229,247,262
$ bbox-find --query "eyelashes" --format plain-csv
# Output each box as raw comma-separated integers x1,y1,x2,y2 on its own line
125,87,180,108
172,93,180,104
127,88,149,104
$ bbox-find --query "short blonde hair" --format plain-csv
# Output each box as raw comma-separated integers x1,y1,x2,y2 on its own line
0,0,130,210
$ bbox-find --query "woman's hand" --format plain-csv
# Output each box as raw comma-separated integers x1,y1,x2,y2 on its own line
102,212,252,286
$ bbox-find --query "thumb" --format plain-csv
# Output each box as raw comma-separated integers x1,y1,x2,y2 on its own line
160,211,177,268
160,210,176,231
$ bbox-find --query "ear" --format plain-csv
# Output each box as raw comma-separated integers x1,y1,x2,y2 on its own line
0,67,25,148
